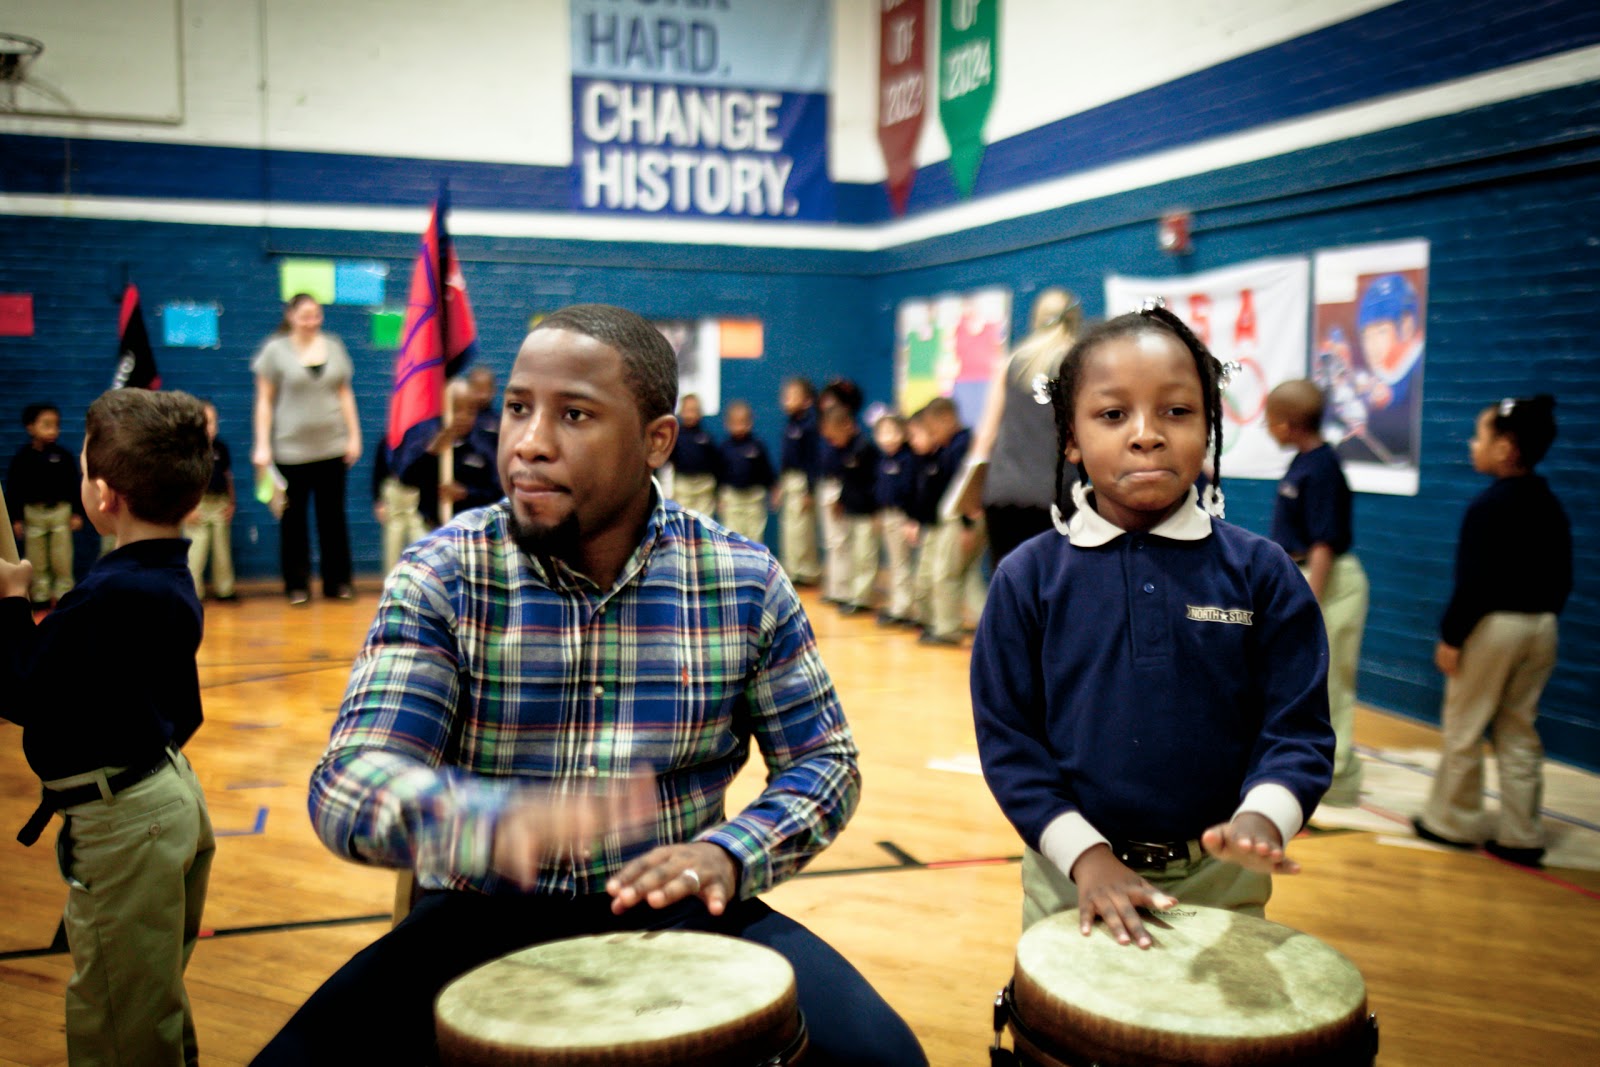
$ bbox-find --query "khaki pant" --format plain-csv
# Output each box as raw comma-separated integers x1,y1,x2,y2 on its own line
929,514,986,640
183,493,235,598
380,478,430,575
24,501,75,602
672,471,718,518
52,751,214,1067
1301,554,1368,805
1020,845,1272,932
1423,612,1558,849
718,485,770,545
817,478,847,600
777,470,820,584
876,508,914,620
843,513,879,608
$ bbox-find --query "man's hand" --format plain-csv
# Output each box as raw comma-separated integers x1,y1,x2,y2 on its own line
1071,845,1177,949
0,559,33,600
608,841,740,917
1201,812,1299,874
1435,642,1460,677
490,770,657,891
68,516,83,532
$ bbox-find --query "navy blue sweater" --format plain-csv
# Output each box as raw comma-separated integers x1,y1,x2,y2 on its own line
670,424,721,479
718,435,775,490
875,446,917,511
780,409,819,482
1272,443,1354,557
6,442,84,515
1,539,203,780
972,520,1333,847
1440,474,1571,648
834,433,881,516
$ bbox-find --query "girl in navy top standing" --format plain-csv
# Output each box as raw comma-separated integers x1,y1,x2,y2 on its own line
1414,396,1570,868
971,303,1333,948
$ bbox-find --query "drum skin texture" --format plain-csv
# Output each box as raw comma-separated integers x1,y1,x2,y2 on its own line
1011,906,1372,1066
434,930,806,1066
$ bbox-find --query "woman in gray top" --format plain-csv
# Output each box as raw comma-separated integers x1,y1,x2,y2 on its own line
251,293,362,604
969,287,1082,565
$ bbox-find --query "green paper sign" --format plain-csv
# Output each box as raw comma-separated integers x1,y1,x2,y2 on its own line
938,0,998,198
278,259,336,304
370,309,404,350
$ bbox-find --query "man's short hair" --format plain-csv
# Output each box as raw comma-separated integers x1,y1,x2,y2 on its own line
530,304,678,424
85,390,212,525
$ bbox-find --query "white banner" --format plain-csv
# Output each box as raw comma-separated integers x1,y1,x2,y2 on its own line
1105,257,1311,480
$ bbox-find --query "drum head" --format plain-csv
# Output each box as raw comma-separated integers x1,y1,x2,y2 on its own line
1013,906,1369,1066
435,930,803,1066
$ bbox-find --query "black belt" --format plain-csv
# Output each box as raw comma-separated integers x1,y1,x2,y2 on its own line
1108,838,1195,871
17,755,172,847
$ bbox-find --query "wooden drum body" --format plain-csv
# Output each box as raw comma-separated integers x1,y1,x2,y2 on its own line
993,906,1377,1066
435,930,807,1066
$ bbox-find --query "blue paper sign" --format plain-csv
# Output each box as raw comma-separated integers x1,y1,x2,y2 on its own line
334,261,389,306
162,302,220,348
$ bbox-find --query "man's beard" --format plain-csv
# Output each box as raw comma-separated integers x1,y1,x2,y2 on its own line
510,510,581,564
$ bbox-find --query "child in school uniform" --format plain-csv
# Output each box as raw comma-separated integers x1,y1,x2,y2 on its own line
815,379,863,605
389,379,503,530
873,413,917,627
774,377,821,585
819,403,880,615
372,436,429,576
905,407,948,635
971,304,1334,946
183,400,238,601
1266,380,1369,807
668,393,720,517
5,402,85,607
0,388,216,1064
918,397,981,646
716,399,776,544
1414,395,1570,868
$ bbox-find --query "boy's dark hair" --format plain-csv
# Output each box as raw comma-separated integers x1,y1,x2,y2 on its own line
922,396,958,421
22,402,59,428
1267,380,1325,434
530,304,677,424
821,378,863,415
1488,394,1557,467
724,399,752,417
1046,305,1225,519
84,390,212,525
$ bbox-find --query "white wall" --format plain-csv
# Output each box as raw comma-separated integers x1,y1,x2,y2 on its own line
1,0,1398,173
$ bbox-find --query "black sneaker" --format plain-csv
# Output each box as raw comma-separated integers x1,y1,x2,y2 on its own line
1484,840,1544,868
917,631,963,648
288,590,311,606
1411,817,1473,850
332,586,355,601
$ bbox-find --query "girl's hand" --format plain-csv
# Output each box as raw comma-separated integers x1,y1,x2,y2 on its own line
1434,642,1460,677
1071,845,1177,949
1201,813,1299,874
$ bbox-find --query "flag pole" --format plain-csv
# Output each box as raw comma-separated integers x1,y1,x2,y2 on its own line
436,190,455,525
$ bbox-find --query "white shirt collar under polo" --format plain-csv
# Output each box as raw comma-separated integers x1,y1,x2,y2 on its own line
1065,486,1213,547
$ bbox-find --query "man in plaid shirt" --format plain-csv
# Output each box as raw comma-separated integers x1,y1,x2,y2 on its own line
255,305,925,1066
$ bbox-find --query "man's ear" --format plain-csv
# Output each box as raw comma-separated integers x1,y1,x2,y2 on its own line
644,414,678,471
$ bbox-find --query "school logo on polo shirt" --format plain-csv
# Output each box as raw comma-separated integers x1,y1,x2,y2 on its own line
1186,605,1255,626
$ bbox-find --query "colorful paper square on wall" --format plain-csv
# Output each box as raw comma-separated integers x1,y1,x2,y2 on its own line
370,310,404,350
334,261,389,306
162,302,221,347
894,287,1010,423
279,260,336,304
0,294,34,337
718,320,764,359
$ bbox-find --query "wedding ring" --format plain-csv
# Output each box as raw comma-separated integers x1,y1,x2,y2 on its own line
681,868,702,893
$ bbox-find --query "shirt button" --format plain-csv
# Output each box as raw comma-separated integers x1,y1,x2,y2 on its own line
1143,582,1155,593
592,684,604,697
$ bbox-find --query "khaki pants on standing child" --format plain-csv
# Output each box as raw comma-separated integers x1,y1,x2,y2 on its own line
1302,554,1368,806
718,485,770,545
24,501,74,603
184,492,236,598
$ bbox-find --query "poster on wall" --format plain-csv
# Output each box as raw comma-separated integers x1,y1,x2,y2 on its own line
894,287,1011,425
938,0,998,198
1105,257,1311,481
1312,240,1428,496
650,318,767,416
878,0,927,216
569,0,833,220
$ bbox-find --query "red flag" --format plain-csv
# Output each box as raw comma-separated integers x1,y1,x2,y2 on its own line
387,193,477,451
112,284,161,390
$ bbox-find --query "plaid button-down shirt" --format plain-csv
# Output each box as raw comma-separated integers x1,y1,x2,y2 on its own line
309,495,860,898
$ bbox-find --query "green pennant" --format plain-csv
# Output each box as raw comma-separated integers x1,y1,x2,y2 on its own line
938,0,998,198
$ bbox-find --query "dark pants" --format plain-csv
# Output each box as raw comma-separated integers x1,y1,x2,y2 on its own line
984,504,1054,568
279,457,352,597
252,890,926,1066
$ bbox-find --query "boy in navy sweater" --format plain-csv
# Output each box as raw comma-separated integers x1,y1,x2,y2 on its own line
972,306,1332,947
1,389,216,1064
5,402,86,607
715,399,775,544
820,404,880,614
775,378,821,585
872,413,917,626
667,392,720,517
1266,380,1369,807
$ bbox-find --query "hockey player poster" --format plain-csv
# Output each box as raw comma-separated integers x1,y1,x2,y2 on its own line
1312,240,1428,495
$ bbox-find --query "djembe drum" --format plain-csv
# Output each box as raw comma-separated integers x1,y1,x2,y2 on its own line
992,905,1377,1066
435,930,808,1066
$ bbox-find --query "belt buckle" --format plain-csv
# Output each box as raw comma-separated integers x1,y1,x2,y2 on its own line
1116,840,1176,871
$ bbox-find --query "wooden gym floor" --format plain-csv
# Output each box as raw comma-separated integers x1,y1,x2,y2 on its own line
2,584,1597,1065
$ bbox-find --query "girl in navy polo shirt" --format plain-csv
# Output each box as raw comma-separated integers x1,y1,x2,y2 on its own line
1415,396,1569,868
971,303,1333,949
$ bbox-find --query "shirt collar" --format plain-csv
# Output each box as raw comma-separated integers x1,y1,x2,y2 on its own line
1066,486,1212,547
517,480,668,596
